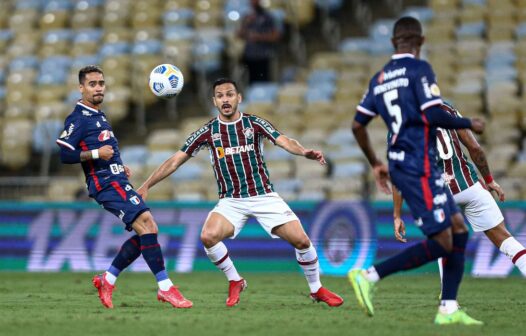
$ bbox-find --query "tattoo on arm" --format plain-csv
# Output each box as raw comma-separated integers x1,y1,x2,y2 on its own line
471,147,491,178
80,151,92,162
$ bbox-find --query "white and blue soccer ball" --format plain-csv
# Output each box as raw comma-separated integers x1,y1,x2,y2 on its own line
148,64,184,98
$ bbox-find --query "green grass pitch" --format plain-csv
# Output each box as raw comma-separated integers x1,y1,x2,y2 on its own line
0,272,524,336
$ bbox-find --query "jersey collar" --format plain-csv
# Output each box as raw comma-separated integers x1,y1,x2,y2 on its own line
217,112,243,125
391,53,415,60
76,101,101,114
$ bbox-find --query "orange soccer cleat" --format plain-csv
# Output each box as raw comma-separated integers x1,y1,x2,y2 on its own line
92,273,115,309
310,287,344,307
226,279,247,307
157,286,193,308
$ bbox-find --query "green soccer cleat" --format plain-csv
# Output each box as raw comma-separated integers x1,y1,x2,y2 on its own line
434,309,484,326
348,269,375,316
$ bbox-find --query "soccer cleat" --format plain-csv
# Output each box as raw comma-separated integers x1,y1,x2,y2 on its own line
157,286,193,308
226,279,247,307
348,269,375,316
92,273,115,309
310,287,344,307
434,309,484,325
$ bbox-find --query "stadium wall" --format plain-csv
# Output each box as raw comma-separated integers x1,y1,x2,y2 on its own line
1,201,525,278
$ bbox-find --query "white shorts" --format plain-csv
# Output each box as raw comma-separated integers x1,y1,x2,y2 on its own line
453,181,504,232
211,192,299,238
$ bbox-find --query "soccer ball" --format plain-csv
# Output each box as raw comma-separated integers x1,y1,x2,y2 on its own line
148,64,184,98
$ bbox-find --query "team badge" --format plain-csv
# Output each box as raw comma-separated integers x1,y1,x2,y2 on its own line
433,208,446,223
243,127,254,139
430,83,441,96
130,196,140,205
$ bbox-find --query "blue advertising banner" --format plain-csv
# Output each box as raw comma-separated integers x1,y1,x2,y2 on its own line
0,201,525,277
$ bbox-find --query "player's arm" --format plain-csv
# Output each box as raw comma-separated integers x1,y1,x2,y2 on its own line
424,105,485,134
137,150,191,199
457,128,505,201
352,119,391,194
392,184,407,243
275,135,326,164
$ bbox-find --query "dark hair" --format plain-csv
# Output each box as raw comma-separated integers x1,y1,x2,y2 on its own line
212,78,239,93
392,16,422,38
78,65,104,84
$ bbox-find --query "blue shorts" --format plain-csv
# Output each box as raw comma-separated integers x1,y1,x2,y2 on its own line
390,168,459,237
92,179,150,231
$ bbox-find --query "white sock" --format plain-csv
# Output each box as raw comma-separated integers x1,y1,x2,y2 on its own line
439,300,459,314
205,242,241,281
104,271,117,285
500,237,526,276
437,257,443,287
364,266,380,283
295,243,322,293
158,278,174,291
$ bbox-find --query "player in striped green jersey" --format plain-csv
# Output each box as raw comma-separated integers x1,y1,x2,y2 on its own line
392,102,526,277
138,78,343,308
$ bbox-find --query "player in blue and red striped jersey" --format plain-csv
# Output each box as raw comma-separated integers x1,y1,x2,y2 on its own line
348,17,486,325
137,78,343,308
392,101,526,277
56,65,192,309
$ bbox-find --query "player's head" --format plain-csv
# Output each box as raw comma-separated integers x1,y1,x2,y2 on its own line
78,65,105,107
212,78,242,120
391,16,424,56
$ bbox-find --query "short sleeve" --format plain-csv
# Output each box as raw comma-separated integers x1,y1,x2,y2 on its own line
356,83,378,118
56,115,85,151
251,116,281,144
415,61,443,111
180,125,209,156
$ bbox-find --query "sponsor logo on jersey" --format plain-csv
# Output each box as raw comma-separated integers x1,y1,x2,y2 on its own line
109,163,125,175
185,125,209,147
98,130,114,141
215,144,255,159
119,210,125,220
102,116,107,122
388,150,405,161
96,121,101,128
433,208,446,223
433,193,448,205
415,217,423,227
373,77,409,95
82,110,92,116
421,76,432,98
130,196,140,205
378,67,406,84
243,127,254,139
125,184,132,191
212,133,221,141
254,117,276,134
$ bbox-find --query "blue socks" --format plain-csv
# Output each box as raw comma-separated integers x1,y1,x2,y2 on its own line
375,238,448,278
108,235,141,277
441,232,468,300
140,233,169,282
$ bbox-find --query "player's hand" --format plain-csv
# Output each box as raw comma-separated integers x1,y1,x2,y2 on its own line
487,180,505,202
98,145,114,161
124,165,132,178
470,117,485,134
136,185,148,200
373,162,391,194
304,149,326,165
394,217,407,243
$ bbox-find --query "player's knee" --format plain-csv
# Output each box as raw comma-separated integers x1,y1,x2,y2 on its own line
451,213,468,234
432,230,453,253
292,235,311,250
200,229,221,247
138,212,158,234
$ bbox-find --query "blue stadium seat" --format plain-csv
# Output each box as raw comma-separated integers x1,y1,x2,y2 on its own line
147,151,174,165
224,0,251,24
516,23,526,39
0,87,5,100
74,0,103,9
0,70,5,85
15,0,44,10
269,8,286,34
326,128,356,146
456,22,485,38
66,89,81,104
273,178,303,193
9,56,39,71
307,69,337,85
333,162,366,178
132,39,162,55
246,83,279,103
170,162,206,181
73,29,103,44
462,0,486,5
315,0,343,11
43,29,74,44
32,120,64,153
99,42,131,58
0,30,13,42
163,25,196,41
369,19,396,43
44,0,73,12
327,147,363,161
71,55,101,69
163,8,195,26
120,145,148,165
339,38,371,53
401,7,434,23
